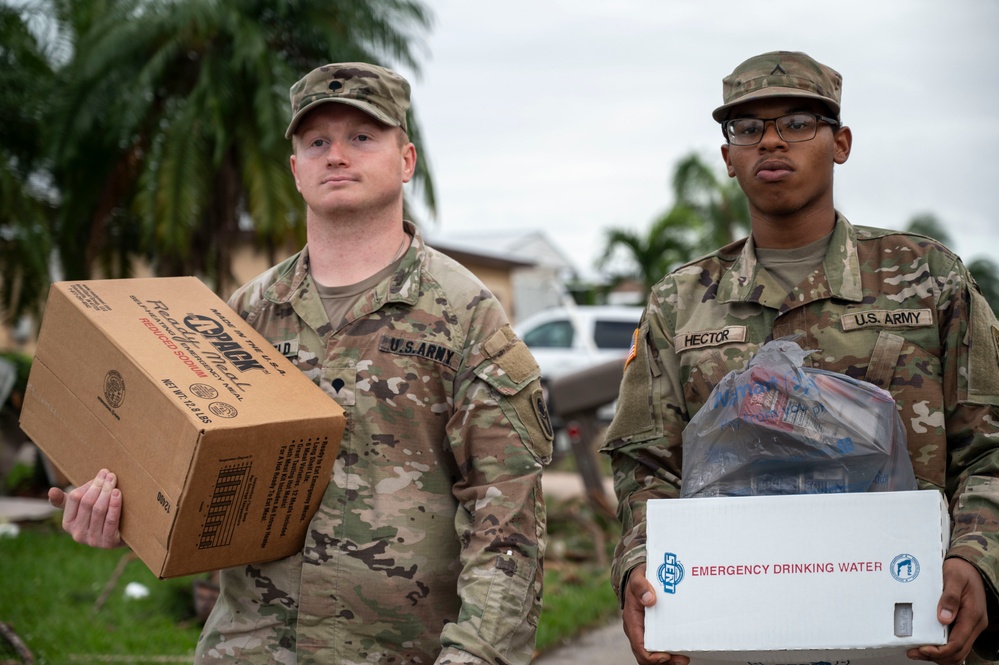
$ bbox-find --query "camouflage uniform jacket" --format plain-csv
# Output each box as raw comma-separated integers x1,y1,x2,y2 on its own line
196,222,553,665
602,214,999,645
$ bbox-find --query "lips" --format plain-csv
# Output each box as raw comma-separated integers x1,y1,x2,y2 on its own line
754,159,794,182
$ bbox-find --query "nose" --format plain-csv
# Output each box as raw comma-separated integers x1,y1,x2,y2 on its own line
758,119,786,148
326,140,348,165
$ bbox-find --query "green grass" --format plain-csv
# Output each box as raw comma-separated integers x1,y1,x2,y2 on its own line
0,471,621,662
535,469,623,654
537,565,619,653
0,521,204,664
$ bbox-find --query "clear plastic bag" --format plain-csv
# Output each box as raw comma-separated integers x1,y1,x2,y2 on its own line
680,338,917,498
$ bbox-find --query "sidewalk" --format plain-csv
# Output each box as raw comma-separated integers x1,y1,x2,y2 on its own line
540,468,615,504
533,617,633,664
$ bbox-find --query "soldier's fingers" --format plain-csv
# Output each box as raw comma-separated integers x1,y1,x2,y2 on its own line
47,486,67,510
84,471,117,547
913,644,966,665
936,560,970,627
927,602,985,665
61,478,95,531
100,483,123,548
623,571,672,664
934,560,987,663
627,564,657,607
70,470,109,543
76,469,109,514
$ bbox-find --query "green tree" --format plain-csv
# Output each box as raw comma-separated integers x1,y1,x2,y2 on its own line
598,205,702,297
906,213,952,246
968,257,999,316
598,152,748,300
968,258,999,316
671,152,749,253
39,0,434,298
0,3,56,326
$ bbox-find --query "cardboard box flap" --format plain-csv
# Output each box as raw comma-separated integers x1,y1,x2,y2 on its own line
43,278,339,424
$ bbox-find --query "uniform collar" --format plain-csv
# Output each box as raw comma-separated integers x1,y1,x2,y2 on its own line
265,220,426,318
717,212,865,306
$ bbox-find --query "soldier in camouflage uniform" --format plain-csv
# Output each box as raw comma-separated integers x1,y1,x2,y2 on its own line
50,63,553,664
602,51,999,665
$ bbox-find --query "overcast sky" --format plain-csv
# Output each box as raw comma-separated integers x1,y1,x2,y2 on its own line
398,0,998,279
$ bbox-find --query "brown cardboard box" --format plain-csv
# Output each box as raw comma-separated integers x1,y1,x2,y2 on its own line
19,278,345,578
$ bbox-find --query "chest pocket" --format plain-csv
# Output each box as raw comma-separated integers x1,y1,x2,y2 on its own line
864,331,905,390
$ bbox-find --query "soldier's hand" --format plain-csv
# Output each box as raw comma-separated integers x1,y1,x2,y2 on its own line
48,468,124,549
622,563,690,665
907,557,987,665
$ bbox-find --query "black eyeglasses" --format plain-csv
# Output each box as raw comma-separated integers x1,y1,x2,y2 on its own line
723,113,840,146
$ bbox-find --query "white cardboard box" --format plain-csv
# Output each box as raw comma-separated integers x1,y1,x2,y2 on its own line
645,491,949,665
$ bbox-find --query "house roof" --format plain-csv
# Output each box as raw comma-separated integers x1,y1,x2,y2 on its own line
426,239,535,270
428,229,577,273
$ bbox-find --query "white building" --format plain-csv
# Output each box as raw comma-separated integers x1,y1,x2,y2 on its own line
426,229,580,323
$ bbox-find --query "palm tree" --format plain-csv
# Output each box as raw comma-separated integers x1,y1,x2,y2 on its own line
598,152,748,300
598,205,703,297
671,153,749,252
0,3,56,325
44,0,435,297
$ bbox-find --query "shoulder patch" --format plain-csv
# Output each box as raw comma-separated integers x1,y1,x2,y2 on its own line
624,328,640,369
379,335,460,370
530,387,555,443
482,325,538,386
968,290,999,402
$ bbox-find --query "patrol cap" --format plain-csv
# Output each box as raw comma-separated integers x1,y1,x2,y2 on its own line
285,62,410,139
712,51,842,123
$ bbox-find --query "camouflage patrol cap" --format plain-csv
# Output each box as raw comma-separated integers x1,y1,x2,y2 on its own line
285,62,410,139
712,51,842,123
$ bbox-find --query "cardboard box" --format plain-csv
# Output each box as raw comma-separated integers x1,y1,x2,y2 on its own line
645,491,949,665
20,278,345,578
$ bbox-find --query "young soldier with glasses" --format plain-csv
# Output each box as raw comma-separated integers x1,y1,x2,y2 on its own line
603,50,999,665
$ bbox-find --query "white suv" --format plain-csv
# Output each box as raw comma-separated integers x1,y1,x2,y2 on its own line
514,305,644,383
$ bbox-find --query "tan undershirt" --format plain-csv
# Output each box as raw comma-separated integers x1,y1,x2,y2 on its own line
314,253,406,327
755,232,833,294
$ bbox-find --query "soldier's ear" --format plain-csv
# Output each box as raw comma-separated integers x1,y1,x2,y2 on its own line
721,144,735,178
834,125,852,165
401,141,417,183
